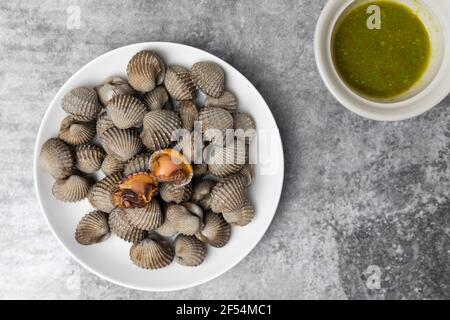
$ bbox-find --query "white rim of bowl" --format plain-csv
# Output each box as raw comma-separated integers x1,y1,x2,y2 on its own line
33,42,285,292
315,0,450,121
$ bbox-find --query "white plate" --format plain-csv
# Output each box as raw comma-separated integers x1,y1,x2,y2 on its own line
315,0,450,121
33,42,284,291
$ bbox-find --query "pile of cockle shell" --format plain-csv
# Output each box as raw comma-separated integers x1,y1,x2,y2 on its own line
39,50,256,270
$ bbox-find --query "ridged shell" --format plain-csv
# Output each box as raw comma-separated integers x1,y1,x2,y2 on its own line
100,127,143,161
210,174,247,213
223,199,255,226
196,211,231,248
239,164,254,186
160,183,192,204
109,209,147,243
96,112,115,137
130,234,174,270
198,107,233,143
192,179,216,210
106,95,147,129
75,211,110,245
166,204,202,236
59,116,96,145
204,90,238,113
123,153,152,176
62,87,102,121
39,138,74,180
174,235,207,267
208,144,247,178
127,50,166,93
140,110,181,152
88,173,123,213
74,144,106,174
234,112,256,143
164,65,196,100
178,100,198,131
142,86,169,111
123,198,163,230
191,62,224,98
149,149,194,186
52,175,91,202
95,76,136,106
101,154,126,176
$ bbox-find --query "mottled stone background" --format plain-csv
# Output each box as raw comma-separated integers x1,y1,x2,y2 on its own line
0,0,449,300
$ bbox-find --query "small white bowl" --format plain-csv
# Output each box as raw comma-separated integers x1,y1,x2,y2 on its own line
315,0,450,121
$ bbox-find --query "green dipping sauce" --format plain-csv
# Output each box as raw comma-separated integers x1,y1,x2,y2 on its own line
332,1,431,100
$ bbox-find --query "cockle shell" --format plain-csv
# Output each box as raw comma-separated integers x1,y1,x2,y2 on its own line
142,86,169,111
75,211,110,245
100,127,143,161
178,100,198,131
123,198,163,231
239,164,254,186
88,173,123,213
234,112,256,143
123,153,152,176
52,175,92,202
101,154,126,176
62,87,102,122
149,149,193,186
108,208,147,243
96,112,115,137
210,174,247,213
198,107,233,143
140,109,181,152
164,65,196,101
59,116,96,146
127,50,166,93
74,144,106,174
159,183,192,204
95,76,136,106
112,172,158,209
223,199,255,226
39,138,74,180
166,204,202,236
106,95,147,129
191,62,225,98
204,90,238,113
129,234,174,270
174,234,207,267
196,211,231,248
208,143,247,178
192,179,216,210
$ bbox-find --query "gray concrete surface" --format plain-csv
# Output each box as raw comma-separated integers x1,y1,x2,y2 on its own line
0,0,449,300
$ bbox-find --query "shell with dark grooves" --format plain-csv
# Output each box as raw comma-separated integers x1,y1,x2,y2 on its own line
62,87,102,122
74,144,106,174
88,173,123,213
108,208,147,243
59,116,96,146
127,50,166,93
174,235,207,267
129,234,174,270
191,62,225,98
39,138,74,180
100,127,143,161
52,175,92,202
75,211,110,245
